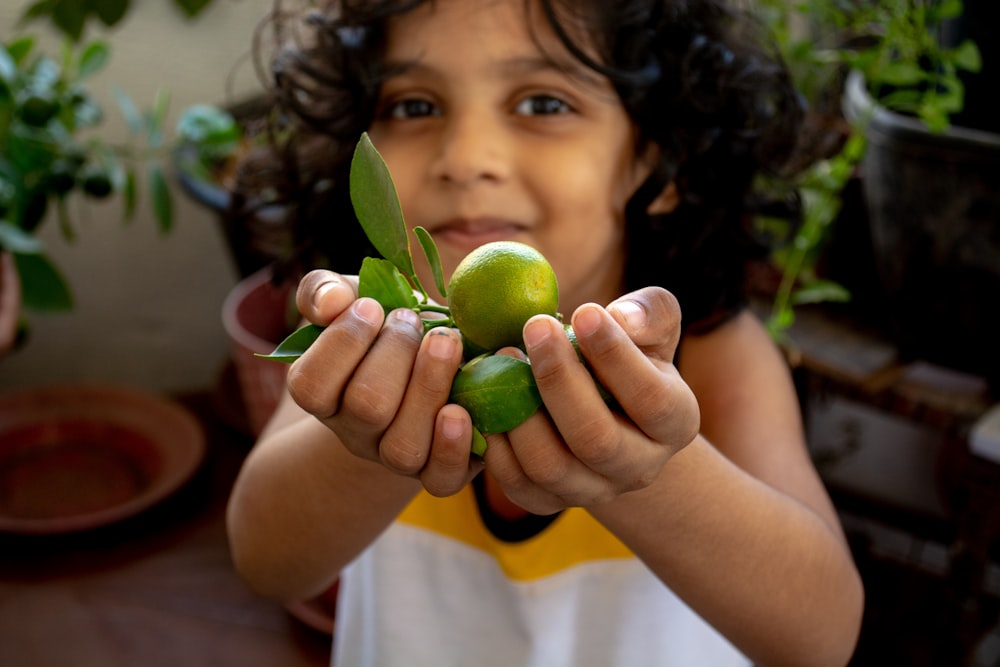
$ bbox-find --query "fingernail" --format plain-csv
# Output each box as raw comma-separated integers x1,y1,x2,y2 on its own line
427,329,457,359
313,281,336,309
354,297,383,326
389,308,423,336
573,305,602,337
610,300,645,333
441,415,464,440
523,317,553,348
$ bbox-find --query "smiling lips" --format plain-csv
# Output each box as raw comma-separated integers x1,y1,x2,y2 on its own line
432,217,527,251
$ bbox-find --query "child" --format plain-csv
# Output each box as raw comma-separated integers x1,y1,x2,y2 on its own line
227,1,865,665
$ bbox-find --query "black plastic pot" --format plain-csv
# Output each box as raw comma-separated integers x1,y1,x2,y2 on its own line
843,71,1000,383
174,155,293,280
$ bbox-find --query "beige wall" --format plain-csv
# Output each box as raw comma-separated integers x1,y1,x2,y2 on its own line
1,0,273,394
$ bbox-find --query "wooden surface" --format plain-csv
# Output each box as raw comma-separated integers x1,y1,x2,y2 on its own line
0,392,330,667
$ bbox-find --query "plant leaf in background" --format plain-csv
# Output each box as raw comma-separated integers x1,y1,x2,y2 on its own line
76,40,109,79
11,252,72,311
148,164,172,234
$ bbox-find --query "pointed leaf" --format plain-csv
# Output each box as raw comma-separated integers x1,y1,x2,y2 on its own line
77,40,110,80
0,221,43,254
94,0,129,27
358,257,418,311
14,251,73,311
256,324,324,363
113,87,143,134
470,428,488,457
349,133,414,278
414,225,447,299
148,164,172,233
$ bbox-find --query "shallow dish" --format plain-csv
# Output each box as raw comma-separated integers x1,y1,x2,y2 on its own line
0,384,205,534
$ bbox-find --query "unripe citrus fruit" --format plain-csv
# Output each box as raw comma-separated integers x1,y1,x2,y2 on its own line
447,241,559,351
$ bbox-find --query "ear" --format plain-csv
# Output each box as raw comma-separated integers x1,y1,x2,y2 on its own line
647,181,679,215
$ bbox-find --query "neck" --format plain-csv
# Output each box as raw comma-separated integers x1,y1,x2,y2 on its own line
483,471,530,521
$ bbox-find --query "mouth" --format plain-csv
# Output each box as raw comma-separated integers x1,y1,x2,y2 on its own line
431,217,528,251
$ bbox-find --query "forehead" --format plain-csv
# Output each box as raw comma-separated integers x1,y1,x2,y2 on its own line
382,0,604,84
384,0,589,60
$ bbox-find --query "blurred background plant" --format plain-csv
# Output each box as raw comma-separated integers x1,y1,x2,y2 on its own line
754,0,981,339
0,0,238,341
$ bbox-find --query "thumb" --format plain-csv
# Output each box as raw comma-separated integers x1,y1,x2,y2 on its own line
295,269,360,326
607,287,682,362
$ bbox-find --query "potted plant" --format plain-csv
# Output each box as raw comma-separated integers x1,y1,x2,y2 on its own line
755,0,995,383
0,0,240,347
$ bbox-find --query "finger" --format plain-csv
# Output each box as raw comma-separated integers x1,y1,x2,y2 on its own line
573,303,700,459
331,307,425,454
606,286,682,362
295,269,360,326
287,297,385,418
420,403,484,497
481,431,568,516
380,327,465,475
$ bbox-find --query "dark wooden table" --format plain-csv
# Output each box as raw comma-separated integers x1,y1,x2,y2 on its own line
0,391,331,667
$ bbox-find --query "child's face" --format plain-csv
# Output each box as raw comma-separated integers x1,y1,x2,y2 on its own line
367,0,655,312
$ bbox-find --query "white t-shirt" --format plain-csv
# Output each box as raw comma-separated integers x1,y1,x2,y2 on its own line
332,483,750,667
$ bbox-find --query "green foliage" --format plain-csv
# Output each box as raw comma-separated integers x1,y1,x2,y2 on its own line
754,0,981,337
0,35,238,317
18,0,216,43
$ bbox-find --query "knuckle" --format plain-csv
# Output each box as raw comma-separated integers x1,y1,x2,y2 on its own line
286,363,337,417
342,380,397,429
379,435,427,475
569,419,621,466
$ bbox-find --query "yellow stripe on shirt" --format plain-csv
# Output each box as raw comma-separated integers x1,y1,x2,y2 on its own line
398,486,634,582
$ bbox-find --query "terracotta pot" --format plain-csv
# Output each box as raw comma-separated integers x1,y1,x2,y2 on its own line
221,267,295,436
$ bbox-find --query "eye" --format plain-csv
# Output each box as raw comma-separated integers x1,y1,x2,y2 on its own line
514,94,572,116
384,97,440,120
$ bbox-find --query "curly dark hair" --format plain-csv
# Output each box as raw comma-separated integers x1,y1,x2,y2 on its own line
236,0,804,333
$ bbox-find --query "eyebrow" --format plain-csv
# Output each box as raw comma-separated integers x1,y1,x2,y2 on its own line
382,54,608,92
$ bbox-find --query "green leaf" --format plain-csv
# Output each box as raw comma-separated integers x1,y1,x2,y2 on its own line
112,87,143,134
358,256,418,311
450,355,543,434
122,167,136,221
147,88,171,147
148,164,172,233
173,0,213,19
414,225,447,299
77,40,109,79
256,324,324,363
952,40,982,74
878,61,925,87
0,221,43,254
13,250,73,311
0,45,16,84
4,36,36,67
93,0,129,27
349,133,415,280
791,279,851,306
470,428,488,457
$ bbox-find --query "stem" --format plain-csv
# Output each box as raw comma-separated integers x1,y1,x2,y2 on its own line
416,303,451,315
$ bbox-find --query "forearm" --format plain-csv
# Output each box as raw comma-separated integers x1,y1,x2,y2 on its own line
591,437,863,667
226,416,421,602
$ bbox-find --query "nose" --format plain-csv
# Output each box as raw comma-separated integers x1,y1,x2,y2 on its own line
429,111,509,187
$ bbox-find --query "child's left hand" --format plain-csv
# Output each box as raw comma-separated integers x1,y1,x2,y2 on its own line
484,286,700,515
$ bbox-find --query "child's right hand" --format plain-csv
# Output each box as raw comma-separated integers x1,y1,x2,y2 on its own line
287,269,483,496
